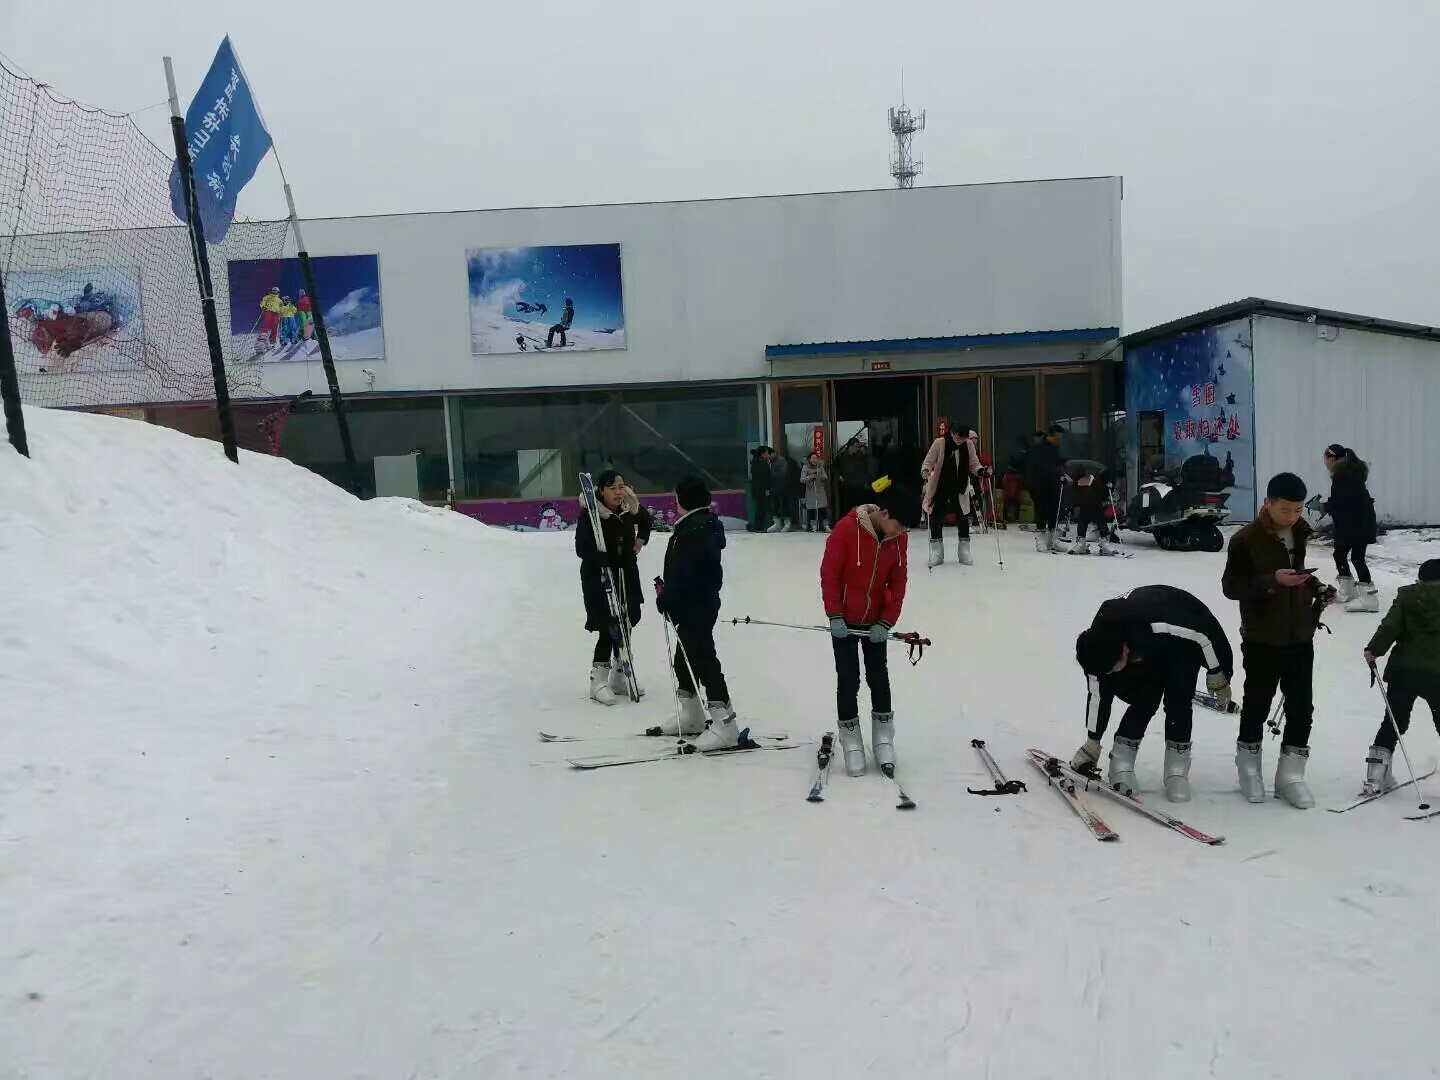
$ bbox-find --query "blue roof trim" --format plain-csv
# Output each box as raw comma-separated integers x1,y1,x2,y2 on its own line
765,327,1120,358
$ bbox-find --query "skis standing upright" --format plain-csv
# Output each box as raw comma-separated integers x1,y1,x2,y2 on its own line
579,472,642,702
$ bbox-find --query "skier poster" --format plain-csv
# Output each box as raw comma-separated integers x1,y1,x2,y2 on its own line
226,255,385,363
6,265,145,375
466,244,627,356
1125,316,1257,519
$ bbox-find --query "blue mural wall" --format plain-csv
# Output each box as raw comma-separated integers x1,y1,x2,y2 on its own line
1125,316,1257,519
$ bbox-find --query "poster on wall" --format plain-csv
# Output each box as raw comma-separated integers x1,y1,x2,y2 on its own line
467,243,626,356
5,265,145,374
226,254,385,363
1126,317,1256,519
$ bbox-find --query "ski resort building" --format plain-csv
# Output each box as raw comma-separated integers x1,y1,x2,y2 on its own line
1122,298,1440,526
75,177,1124,528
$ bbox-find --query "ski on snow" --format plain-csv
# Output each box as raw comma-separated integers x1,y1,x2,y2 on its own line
540,730,788,744
567,730,802,769
1026,749,1118,841
1039,751,1225,845
807,733,834,802
1329,763,1437,813
881,763,917,809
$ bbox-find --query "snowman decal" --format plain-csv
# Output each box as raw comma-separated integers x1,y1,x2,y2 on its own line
537,503,566,531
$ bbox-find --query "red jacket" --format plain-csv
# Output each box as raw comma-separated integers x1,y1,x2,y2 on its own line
821,505,909,628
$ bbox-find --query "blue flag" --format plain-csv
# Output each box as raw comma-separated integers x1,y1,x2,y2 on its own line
168,36,272,243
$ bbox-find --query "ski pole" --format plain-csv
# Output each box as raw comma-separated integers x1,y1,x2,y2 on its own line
1370,658,1432,812
672,618,704,706
727,616,932,664
658,605,681,702
984,478,1004,567
968,738,1026,795
1266,695,1285,740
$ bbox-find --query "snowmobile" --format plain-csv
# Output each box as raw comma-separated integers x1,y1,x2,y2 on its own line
1125,454,1230,552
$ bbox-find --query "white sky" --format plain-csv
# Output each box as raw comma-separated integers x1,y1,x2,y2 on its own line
3,0,1436,332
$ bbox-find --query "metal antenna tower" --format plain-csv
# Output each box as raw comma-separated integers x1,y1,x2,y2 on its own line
888,79,925,189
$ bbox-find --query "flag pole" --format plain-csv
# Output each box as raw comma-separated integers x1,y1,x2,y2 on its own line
283,183,360,494
164,55,239,463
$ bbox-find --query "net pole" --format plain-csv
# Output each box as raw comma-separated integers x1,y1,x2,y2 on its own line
0,270,30,457
164,56,238,464
284,184,360,494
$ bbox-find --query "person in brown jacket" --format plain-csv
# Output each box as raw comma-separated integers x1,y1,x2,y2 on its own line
1222,472,1336,808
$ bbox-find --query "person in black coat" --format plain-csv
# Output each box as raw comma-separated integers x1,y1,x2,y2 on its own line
654,476,736,747
748,447,773,533
576,469,653,705
1062,458,1114,555
1025,424,1066,551
1323,443,1379,610
1070,584,1234,802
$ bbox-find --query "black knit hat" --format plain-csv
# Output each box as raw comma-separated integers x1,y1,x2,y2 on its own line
1076,627,1125,676
1420,559,1440,583
675,475,712,512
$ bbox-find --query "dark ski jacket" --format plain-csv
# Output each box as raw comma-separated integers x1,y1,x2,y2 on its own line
1367,581,1440,680
1222,511,1325,646
1325,456,1377,547
558,302,575,329
750,452,771,497
1025,436,1065,496
656,507,725,627
576,489,652,632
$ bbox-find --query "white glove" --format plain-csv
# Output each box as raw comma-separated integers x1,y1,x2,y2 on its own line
1070,738,1102,770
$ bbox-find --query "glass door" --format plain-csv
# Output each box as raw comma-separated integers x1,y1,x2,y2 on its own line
1041,369,1095,461
990,373,1039,477
932,374,982,447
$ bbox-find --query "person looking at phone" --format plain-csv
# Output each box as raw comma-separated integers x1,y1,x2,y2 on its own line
1222,472,1337,808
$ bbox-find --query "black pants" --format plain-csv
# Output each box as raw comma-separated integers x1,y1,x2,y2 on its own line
1110,662,1200,743
1074,486,1107,542
928,491,970,541
546,323,568,347
593,631,614,664
833,632,891,720
673,616,729,704
749,488,771,532
1030,484,1057,532
1334,542,1372,584
1238,641,1315,747
807,507,829,530
1373,668,1440,751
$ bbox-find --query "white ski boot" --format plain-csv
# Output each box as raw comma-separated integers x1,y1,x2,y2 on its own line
927,539,945,568
659,690,707,736
1236,740,1265,802
1097,532,1116,556
765,519,783,534
609,660,644,698
1346,582,1379,613
837,717,867,777
871,711,896,770
1163,740,1193,803
956,539,974,565
1070,737,1103,771
1069,537,1091,555
589,663,617,706
1274,745,1315,809
1335,575,1358,604
1362,745,1394,796
691,701,740,752
1107,735,1141,796
1034,529,1051,553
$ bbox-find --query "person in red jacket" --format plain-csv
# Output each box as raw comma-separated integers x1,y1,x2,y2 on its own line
821,482,910,777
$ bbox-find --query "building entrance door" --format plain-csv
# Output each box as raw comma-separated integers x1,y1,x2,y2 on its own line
830,375,924,522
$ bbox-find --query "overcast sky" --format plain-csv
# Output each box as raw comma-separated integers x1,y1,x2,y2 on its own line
3,0,1436,331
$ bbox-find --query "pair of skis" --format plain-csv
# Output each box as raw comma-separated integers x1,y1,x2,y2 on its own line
562,728,799,769
579,472,642,703
1026,748,1224,845
806,733,916,809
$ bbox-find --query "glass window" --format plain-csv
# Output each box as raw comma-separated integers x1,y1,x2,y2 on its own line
283,396,450,502
934,376,980,441
1044,371,1093,460
991,374,1037,475
776,383,824,462
453,383,760,499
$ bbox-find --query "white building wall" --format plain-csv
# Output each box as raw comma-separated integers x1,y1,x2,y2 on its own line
10,178,1121,407
1253,315,1440,526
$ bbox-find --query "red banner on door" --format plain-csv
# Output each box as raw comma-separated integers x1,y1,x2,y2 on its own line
811,424,824,456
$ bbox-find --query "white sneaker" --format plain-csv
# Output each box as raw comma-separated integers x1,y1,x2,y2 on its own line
956,539,973,565
691,702,739,752
838,717,867,776
871,711,895,769
589,663,617,706
658,690,707,736
609,660,644,698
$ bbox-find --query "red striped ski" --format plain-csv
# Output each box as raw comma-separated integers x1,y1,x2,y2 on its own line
1026,749,1118,841
1037,750,1225,845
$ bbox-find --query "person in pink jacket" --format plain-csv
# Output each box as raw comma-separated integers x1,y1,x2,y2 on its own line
921,421,980,568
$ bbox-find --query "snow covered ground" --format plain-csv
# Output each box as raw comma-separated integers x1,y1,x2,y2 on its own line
4,409,1439,1079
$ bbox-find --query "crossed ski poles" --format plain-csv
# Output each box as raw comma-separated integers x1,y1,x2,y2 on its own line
727,615,932,665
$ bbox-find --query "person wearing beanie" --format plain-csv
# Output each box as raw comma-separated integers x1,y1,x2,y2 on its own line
1322,443,1379,611
1068,585,1233,802
1222,471,1336,808
820,476,910,777
653,475,736,749
1358,558,1440,794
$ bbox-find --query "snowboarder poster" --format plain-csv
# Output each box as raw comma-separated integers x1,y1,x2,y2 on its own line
466,244,627,355
226,254,385,362
6,265,145,375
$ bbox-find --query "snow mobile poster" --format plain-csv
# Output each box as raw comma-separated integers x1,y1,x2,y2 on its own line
6,265,145,375
1125,316,1257,519
466,244,627,355
226,255,385,363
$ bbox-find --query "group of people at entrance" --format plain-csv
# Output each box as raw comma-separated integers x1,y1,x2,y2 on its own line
748,445,831,533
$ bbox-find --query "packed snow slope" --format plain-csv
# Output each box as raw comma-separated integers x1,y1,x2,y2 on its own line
4,410,1439,1079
